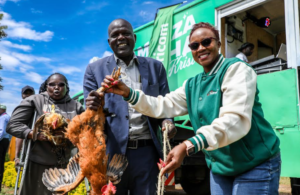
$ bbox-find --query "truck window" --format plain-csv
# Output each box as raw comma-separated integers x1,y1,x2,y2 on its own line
220,0,287,75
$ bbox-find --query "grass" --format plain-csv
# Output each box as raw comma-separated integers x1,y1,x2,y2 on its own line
279,177,291,195
0,186,14,195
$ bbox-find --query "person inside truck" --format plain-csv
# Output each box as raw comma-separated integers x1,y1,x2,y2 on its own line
83,18,176,195
235,42,254,62
6,73,84,195
99,22,281,195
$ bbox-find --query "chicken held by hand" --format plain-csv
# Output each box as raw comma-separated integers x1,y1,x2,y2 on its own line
42,68,127,195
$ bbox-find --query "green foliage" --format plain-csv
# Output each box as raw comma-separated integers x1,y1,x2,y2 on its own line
0,13,7,91
68,182,88,195
2,161,20,188
0,14,7,39
5,153,9,162
2,161,88,194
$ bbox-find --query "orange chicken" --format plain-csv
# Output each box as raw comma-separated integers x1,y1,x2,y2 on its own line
42,68,127,195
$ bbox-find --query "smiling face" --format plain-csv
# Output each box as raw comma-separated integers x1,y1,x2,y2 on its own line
190,28,221,73
47,74,67,100
108,19,136,63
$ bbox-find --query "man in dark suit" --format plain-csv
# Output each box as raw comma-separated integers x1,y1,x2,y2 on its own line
83,18,176,195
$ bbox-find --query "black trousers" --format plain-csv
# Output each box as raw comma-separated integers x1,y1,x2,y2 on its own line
0,138,10,191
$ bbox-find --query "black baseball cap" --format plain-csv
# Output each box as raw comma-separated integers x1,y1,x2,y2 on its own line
22,85,35,94
238,42,254,52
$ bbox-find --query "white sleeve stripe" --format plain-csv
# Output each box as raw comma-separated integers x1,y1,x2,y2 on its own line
192,137,200,151
129,90,136,102
197,135,204,150
214,58,225,74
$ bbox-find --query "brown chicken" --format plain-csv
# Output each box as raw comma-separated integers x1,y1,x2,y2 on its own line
41,68,128,195
33,104,69,145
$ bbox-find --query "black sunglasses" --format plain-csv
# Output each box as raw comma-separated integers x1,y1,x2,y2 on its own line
188,37,218,51
47,82,66,88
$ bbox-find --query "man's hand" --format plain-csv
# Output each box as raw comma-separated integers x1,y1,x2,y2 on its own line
161,143,187,175
85,91,102,111
101,75,131,98
162,120,177,139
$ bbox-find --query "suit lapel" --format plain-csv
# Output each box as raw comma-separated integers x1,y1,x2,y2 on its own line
106,55,118,73
137,56,149,93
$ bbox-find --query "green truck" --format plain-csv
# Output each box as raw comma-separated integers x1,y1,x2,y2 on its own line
73,0,300,194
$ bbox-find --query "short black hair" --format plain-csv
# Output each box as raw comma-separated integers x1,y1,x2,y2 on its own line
238,42,254,52
21,85,35,94
39,73,70,95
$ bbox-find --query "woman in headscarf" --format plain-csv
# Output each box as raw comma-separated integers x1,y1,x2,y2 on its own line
7,73,85,195
95,22,281,194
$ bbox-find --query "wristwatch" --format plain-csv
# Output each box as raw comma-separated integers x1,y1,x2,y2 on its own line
183,140,195,156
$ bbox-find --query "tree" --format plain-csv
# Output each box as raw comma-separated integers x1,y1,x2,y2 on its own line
0,13,7,91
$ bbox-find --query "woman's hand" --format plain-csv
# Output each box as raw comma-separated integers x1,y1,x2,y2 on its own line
161,120,177,139
14,158,20,172
27,131,48,141
161,143,187,175
101,75,130,98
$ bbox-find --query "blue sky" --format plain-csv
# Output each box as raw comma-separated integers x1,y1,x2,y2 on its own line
0,0,187,115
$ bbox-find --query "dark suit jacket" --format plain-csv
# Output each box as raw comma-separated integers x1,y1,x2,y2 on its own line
83,55,171,158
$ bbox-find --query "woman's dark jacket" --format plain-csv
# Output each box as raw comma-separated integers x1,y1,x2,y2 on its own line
6,92,85,165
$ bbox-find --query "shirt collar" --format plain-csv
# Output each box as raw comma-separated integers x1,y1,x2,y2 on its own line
114,54,139,66
208,54,225,76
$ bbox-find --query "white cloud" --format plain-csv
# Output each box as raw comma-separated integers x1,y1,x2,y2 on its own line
89,57,100,63
55,66,81,75
0,0,19,5
0,90,22,115
0,52,22,70
77,2,108,15
68,81,83,97
88,51,112,63
102,51,112,58
139,10,152,21
31,8,43,14
139,11,147,17
1,12,54,41
143,1,154,4
12,52,50,63
1,40,32,51
86,2,108,11
0,49,47,71
1,77,21,86
23,71,44,84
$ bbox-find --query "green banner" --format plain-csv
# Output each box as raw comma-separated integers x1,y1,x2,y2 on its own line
148,4,180,71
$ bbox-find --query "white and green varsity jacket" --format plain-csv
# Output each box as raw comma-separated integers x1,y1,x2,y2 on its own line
123,55,280,176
